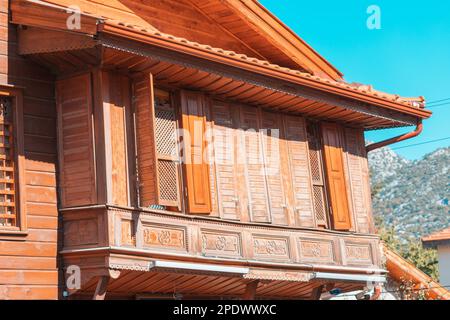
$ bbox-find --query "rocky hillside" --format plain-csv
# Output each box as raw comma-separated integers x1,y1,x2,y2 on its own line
369,147,450,241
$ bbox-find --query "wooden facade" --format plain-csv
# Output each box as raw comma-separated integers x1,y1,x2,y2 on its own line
0,0,431,299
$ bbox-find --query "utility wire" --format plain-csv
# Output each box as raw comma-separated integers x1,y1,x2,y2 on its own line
428,102,450,109
391,137,450,150
427,97,450,106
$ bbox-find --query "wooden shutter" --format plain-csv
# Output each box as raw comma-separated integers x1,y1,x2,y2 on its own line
153,89,181,208
0,97,16,227
283,115,315,227
344,127,372,233
306,121,329,228
260,110,288,225
210,101,240,220
239,106,270,223
180,91,211,214
321,123,352,231
56,73,96,207
133,74,157,207
133,74,181,208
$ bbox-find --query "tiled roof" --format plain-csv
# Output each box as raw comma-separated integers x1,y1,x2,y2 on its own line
384,246,450,300
422,227,450,243
106,19,425,109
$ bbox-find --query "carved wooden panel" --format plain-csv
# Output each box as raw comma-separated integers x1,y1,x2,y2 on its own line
252,235,290,260
298,238,336,264
109,207,382,270
201,229,242,258
141,223,187,251
343,241,374,266
65,218,98,247
120,220,136,247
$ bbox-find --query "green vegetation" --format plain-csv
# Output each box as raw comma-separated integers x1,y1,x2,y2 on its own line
376,217,439,281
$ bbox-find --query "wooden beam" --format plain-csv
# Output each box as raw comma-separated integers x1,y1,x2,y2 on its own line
90,269,120,300
18,27,97,55
242,281,259,300
93,276,110,300
310,284,324,300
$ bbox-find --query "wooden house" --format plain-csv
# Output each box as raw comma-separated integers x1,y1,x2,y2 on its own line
0,0,432,299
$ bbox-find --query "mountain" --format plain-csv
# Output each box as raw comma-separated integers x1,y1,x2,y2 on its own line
368,146,450,241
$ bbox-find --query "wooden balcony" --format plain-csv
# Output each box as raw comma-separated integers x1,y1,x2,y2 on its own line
61,204,385,299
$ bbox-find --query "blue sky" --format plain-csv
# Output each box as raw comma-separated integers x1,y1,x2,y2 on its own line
260,0,450,160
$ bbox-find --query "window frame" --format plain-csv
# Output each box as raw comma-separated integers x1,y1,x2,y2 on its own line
0,85,26,236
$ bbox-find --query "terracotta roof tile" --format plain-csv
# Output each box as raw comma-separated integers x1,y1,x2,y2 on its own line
384,245,450,300
422,227,450,242
103,18,426,110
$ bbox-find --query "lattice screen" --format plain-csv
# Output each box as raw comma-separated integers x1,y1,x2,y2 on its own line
0,97,16,227
154,90,181,207
307,122,328,228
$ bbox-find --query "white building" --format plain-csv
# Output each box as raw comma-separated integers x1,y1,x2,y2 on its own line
423,228,450,288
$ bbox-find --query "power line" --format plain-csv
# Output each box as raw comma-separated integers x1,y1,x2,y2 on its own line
391,137,450,150
427,97,450,106
428,102,450,109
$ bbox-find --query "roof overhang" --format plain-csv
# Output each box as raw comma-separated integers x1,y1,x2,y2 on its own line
10,0,432,129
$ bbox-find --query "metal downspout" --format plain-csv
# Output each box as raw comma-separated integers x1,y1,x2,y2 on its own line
365,120,423,153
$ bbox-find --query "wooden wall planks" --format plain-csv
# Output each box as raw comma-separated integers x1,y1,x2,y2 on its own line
0,1,59,299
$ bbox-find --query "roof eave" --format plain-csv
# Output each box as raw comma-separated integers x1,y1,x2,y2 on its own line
99,22,431,122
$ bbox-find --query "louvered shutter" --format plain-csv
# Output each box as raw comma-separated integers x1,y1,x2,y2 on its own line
239,106,270,223
306,121,329,228
56,73,96,207
321,123,352,231
344,127,372,233
260,110,288,225
283,115,315,227
133,74,181,208
180,91,212,214
210,101,240,220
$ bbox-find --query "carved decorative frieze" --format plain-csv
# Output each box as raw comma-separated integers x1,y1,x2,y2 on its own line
244,269,314,282
252,235,290,259
65,219,98,246
142,224,186,251
201,230,241,257
298,238,335,264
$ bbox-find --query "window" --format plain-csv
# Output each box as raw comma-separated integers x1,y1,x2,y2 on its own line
0,87,26,234
133,73,212,213
306,121,329,228
307,121,352,231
